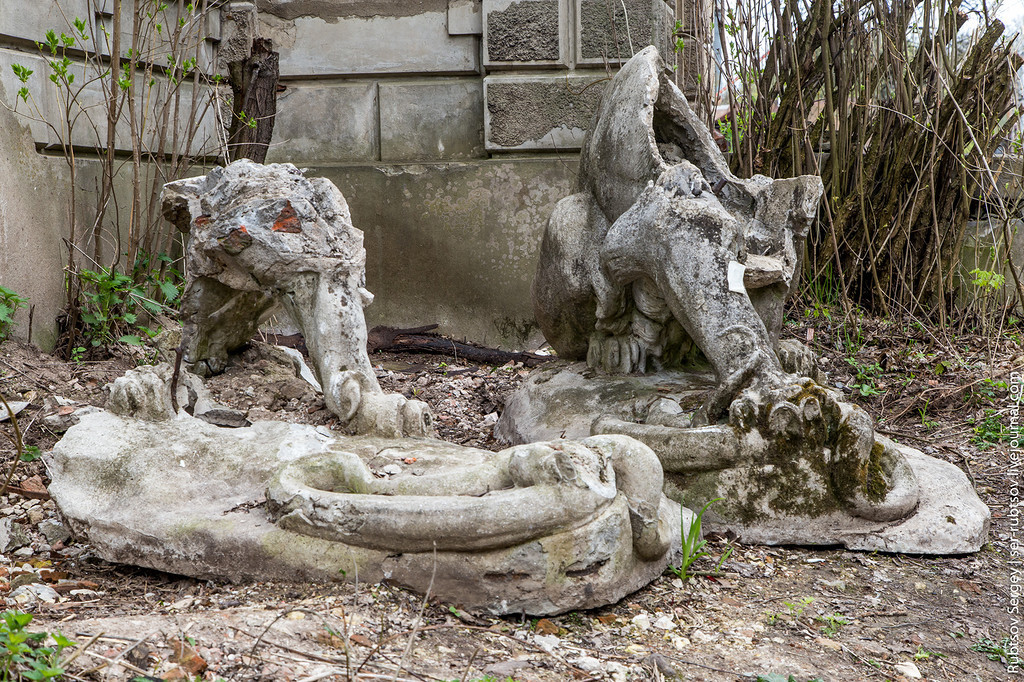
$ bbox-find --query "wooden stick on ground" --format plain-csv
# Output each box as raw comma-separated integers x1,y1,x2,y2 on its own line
367,325,551,368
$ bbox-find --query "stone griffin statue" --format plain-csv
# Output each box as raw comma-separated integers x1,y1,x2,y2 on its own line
534,45,821,423
502,47,989,553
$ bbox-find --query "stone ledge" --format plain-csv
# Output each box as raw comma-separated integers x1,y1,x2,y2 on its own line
267,12,480,77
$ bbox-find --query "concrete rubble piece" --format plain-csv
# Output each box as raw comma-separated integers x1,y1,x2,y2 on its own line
497,47,989,554
46,162,684,615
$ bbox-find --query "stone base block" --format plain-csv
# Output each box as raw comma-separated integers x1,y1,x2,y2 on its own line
497,363,990,555
47,411,680,615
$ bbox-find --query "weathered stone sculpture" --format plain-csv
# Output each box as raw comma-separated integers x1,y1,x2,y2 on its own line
499,47,989,554
532,46,822,419
48,365,681,615
46,163,685,614
162,160,430,438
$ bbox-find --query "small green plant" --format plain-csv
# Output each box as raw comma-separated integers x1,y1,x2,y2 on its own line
131,251,184,308
0,609,74,680
972,378,1008,404
756,675,824,682
969,409,1009,448
972,637,1011,665
77,267,148,347
845,358,883,397
839,317,866,355
76,254,180,350
969,268,1005,291
669,498,732,580
782,596,815,618
816,613,849,637
917,401,938,430
912,645,947,661
0,287,27,343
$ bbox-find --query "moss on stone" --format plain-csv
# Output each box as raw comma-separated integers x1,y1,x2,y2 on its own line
864,441,891,503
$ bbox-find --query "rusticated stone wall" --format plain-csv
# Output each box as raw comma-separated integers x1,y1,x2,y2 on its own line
0,0,677,349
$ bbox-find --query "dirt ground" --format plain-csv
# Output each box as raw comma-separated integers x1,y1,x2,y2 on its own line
0,314,1018,682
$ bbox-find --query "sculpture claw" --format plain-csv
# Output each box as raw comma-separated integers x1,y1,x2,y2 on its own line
587,333,644,374
728,379,919,521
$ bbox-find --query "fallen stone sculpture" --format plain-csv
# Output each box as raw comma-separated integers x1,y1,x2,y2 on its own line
46,163,685,614
499,47,989,554
162,160,430,438
47,365,682,615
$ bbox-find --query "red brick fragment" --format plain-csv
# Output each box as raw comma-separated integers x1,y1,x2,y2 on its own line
272,201,302,233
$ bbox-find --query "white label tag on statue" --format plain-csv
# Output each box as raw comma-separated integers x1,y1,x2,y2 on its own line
728,261,746,294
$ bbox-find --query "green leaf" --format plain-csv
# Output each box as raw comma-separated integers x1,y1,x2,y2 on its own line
158,279,180,301
11,63,33,82
7,611,33,628
51,633,74,648
44,29,58,54
140,299,163,315
20,446,41,463
118,335,144,346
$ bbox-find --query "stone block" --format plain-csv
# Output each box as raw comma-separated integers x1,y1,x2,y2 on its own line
317,158,576,348
0,44,218,156
143,79,221,157
576,0,674,65
484,73,606,151
0,0,91,44
266,12,478,77
268,82,379,164
43,66,218,156
0,49,56,143
449,0,482,34
379,80,484,161
483,0,568,67
94,0,219,73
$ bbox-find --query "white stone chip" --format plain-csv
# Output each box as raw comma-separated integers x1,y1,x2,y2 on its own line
894,661,922,679
652,615,676,630
533,633,560,653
